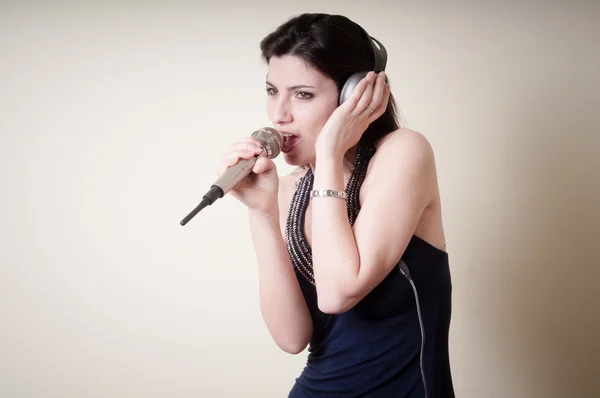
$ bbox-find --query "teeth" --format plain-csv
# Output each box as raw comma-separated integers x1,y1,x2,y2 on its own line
282,133,294,137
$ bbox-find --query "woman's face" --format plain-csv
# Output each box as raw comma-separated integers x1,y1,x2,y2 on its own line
265,55,339,166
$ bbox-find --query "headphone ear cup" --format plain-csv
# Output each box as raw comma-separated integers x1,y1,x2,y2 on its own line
339,71,369,105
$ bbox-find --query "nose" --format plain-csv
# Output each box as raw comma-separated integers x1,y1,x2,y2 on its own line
270,96,293,125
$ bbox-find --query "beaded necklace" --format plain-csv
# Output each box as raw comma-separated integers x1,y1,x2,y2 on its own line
285,141,377,286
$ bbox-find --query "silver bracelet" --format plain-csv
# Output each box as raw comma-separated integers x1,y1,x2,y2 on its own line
310,189,347,200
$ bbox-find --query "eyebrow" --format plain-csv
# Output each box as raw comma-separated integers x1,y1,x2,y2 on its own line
265,81,316,90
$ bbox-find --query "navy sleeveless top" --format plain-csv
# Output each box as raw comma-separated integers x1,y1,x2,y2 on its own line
285,144,455,397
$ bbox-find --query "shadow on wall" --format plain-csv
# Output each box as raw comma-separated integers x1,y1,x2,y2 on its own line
481,76,600,398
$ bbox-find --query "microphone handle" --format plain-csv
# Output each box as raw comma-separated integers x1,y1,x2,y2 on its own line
180,150,265,226
213,151,261,195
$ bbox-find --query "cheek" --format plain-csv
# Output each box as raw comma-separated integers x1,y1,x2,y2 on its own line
265,100,275,120
299,100,335,122
301,105,335,132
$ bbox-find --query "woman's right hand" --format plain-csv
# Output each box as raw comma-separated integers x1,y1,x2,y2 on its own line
216,137,280,215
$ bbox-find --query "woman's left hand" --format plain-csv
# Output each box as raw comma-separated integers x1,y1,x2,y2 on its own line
316,71,390,155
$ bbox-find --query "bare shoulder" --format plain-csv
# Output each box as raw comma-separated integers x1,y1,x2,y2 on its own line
363,128,445,250
361,128,438,206
373,128,435,167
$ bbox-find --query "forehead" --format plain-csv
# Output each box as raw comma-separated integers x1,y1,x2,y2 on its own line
266,55,329,86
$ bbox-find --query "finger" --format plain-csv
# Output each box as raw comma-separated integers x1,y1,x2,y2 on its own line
343,72,373,110
371,79,391,117
252,157,275,174
217,150,258,176
229,141,264,155
221,150,257,167
229,137,263,148
368,72,387,112
354,72,377,116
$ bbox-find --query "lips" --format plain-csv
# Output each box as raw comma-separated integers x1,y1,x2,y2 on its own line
280,131,300,153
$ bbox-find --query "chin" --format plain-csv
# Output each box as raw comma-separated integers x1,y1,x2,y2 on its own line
281,143,315,166
282,154,302,166
282,153,308,168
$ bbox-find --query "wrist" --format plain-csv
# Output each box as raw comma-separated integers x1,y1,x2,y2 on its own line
315,143,346,164
248,206,279,222
315,134,346,158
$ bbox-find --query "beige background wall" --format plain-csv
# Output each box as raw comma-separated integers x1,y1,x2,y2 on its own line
1,1,598,397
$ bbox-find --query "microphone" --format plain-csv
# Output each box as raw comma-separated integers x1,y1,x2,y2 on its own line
180,127,283,226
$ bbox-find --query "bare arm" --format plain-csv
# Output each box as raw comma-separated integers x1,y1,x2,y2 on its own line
311,129,436,313
248,180,312,354
217,137,312,353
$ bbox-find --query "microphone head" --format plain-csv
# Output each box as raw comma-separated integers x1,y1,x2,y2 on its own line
251,127,282,159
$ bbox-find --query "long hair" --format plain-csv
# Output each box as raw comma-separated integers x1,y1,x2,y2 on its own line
259,13,401,161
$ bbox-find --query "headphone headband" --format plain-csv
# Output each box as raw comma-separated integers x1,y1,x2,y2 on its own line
338,26,389,105
369,36,388,72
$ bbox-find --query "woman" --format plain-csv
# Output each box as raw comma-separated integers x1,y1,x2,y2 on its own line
217,13,455,397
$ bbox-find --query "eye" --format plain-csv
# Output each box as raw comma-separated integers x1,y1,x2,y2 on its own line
265,87,277,96
296,92,314,100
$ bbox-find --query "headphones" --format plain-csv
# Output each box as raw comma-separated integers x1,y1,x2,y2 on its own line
339,29,388,105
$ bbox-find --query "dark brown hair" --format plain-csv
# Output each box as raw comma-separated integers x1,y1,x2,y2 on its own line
260,13,401,152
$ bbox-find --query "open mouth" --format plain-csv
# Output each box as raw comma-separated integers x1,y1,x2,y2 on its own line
281,132,300,153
